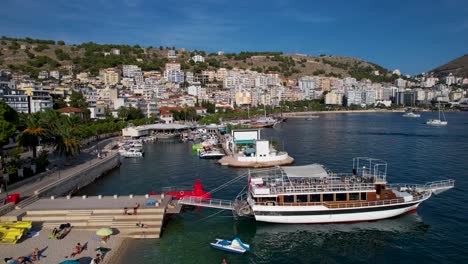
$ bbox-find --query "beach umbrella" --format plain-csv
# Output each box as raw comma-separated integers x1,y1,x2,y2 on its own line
96,227,113,236
59,260,79,264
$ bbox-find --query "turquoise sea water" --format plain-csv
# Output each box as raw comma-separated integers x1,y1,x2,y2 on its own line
79,112,468,264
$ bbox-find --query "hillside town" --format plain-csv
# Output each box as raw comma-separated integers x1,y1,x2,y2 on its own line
1,49,468,124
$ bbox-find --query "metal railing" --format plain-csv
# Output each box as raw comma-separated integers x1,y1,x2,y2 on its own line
255,183,376,195
179,197,233,210
387,180,455,192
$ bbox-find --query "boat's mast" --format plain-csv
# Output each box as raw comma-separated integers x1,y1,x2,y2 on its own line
438,102,441,120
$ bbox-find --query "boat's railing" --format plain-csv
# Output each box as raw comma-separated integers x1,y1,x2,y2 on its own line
264,183,376,195
323,198,405,209
387,180,455,192
325,191,431,209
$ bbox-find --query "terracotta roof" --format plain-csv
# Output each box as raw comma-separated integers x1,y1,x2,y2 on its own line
58,107,82,113
194,107,207,110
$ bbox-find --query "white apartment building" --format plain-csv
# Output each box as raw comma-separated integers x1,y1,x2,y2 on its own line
187,82,202,97
395,78,407,88
38,71,49,79
298,76,316,100
29,89,53,113
444,74,456,86
422,77,438,88
186,72,194,84
364,90,377,105
192,55,205,63
167,50,176,59
346,89,365,106
123,65,142,78
164,70,184,83
50,71,60,79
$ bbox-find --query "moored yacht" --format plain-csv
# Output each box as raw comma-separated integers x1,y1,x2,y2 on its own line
244,158,454,224
426,102,447,126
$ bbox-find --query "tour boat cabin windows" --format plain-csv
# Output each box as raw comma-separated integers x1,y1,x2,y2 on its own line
310,194,321,202
349,193,360,201
323,194,334,202
296,195,308,203
284,195,294,203
360,192,367,200
336,193,347,201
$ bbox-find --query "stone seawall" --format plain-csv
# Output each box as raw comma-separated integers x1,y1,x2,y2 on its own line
38,153,120,198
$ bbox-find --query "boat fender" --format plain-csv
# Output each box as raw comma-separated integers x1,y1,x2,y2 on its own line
179,191,185,196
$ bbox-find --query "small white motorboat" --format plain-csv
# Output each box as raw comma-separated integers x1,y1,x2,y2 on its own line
210,237,250,254
402,112,421,118
198,148,225,159
121,148,144,158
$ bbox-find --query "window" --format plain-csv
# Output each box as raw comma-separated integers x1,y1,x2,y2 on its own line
284,195,294,203
336,193,347,201
310,194,321,202
323,194,334,202
296,195,308,203
349,193,360,201
360,192,367,200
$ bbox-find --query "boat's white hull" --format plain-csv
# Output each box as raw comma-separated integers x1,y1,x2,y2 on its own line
426,121,448,126
252,203,420,224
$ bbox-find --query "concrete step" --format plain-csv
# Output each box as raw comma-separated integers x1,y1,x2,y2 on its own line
123,232,160,239
117,228,161,234
15,196,39,210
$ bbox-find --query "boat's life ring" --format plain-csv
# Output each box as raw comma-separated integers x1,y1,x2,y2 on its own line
356,176,363,183
350,177,356,183
179,191,185,196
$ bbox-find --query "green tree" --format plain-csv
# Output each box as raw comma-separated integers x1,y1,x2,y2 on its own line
16,115,46,158
0,102,18,159
54,125,81,157
57,40,65,45
69,90,89,110
117,106,129,121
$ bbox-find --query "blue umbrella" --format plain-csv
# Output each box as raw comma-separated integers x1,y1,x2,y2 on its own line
59,260,80,264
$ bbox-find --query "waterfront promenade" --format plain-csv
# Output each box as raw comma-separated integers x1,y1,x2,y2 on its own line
0,138,117,206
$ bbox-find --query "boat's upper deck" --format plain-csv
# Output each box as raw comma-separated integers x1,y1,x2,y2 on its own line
248,158,388,196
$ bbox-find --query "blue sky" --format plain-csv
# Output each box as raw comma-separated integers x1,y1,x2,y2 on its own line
1,0,467,75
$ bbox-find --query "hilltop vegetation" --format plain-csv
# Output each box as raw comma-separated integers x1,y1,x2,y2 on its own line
431,54,468,78
0,36,402,82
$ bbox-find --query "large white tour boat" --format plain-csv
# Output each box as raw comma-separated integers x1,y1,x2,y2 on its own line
243,158,454,223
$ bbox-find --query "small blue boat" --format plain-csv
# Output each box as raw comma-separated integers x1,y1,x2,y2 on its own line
210,237,250,254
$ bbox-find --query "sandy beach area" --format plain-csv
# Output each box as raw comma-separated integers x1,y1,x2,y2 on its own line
0,224,124,264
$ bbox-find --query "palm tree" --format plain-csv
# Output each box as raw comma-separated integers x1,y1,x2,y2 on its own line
16,115,46,158
54,125,81,158
54,117,82,158
39,109,62,137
